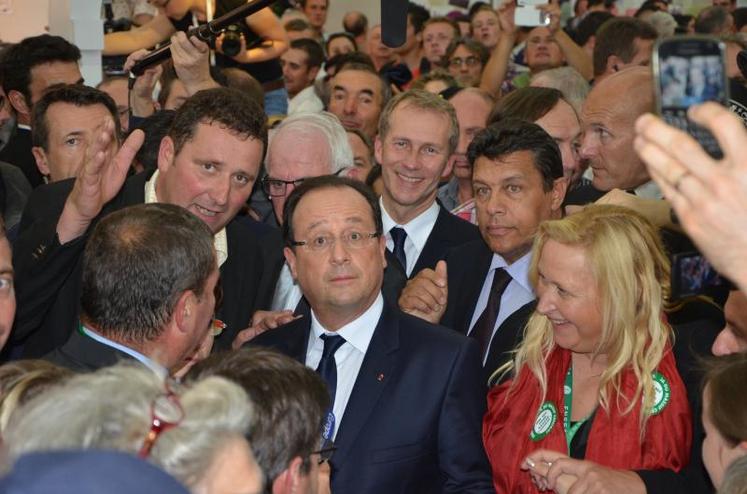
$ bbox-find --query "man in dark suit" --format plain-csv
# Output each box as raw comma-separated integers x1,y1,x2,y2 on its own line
250,176,494,493
399,121,568,382
13,88,267,357
375,89,480,283
0,35,84,188
47,203,219,376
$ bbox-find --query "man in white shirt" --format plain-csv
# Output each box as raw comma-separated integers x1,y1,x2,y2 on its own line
281,39,325,116
250,175,494,494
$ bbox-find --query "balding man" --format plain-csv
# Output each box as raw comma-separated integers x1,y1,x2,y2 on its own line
566,67,656,205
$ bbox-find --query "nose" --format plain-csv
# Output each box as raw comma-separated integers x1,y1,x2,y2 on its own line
578,131,596,161
343,96,357,115
712,327,739,356
536,288,556,316
209,177,231,206
329,235,351,264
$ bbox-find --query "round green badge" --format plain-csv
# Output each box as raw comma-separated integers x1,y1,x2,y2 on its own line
650,372,671,416
530,402,558,441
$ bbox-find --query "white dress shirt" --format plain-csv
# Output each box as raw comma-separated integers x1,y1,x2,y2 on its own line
287,85,324,115
468,251,535,364
380,198,440,277
271,262,303,311
634,180,663,200
305,293,383,439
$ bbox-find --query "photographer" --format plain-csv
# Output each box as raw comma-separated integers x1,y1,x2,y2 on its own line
103,0,288,115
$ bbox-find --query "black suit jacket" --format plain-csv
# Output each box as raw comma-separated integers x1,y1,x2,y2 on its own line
45,329,135,372
12,172,265,356
441,239,535,383
0,126,43,188
409,204,480,277
250,301,494,494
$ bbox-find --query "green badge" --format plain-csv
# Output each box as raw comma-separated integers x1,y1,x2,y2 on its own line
530,402,558,441
650,372,671,415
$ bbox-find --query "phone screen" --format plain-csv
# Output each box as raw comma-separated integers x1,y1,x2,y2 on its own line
655,37,728,159
671,251,726,300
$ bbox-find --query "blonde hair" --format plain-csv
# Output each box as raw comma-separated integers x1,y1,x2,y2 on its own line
503,205,671,430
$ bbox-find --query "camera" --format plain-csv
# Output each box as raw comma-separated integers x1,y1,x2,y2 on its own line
221,24,243,58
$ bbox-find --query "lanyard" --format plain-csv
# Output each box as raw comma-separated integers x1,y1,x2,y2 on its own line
563,365,590,454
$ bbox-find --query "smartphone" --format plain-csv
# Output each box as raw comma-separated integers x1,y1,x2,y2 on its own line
652,36,729,159
514,0,550,27
671,251,727,300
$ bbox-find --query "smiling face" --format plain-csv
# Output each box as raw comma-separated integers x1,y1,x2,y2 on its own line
375,103,453,224
535,239,604,353
285,186,386,329
156,122,263,233
472,150,565,263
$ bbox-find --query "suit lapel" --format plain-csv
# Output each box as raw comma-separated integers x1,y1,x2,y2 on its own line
411,205,450,276
333,305,400,462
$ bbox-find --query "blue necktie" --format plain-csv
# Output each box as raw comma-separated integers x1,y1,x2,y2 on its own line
389,227,408,272
316,334,346,406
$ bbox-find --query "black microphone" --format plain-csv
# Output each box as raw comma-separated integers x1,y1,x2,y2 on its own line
381,0,408,48
129,0,275,77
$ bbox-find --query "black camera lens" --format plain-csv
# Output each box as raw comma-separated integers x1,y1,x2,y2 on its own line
221,24,243,58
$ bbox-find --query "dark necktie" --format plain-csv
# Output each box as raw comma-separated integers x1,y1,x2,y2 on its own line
470,268,512,358
389,227,408,272
316,334,346,406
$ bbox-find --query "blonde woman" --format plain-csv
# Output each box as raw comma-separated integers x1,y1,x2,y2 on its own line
483,205,692,493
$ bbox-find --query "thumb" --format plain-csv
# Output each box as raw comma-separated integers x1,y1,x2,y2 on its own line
435,260,447,283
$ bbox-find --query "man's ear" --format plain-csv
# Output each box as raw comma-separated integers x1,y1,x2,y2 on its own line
284,246,299,281
308,65,321,83
173,290,195,335
31,146,51,177
378,234,387,269
550,176,569,212
7,90,29,116
157,135,175,173
270,457,305,494
606,55,623,74
374,135,383,164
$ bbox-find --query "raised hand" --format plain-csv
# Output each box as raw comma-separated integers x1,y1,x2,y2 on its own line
57,120,144,244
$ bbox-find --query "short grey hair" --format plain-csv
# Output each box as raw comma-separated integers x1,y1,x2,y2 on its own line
266,111,353,176
720,454,747,494
647,11,678,37
530,66,590,114
3,365,256,489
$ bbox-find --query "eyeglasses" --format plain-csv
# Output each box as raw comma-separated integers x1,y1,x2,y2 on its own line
290,231,380,252
449,56,481,68
311,444,337,465
262,176,306,198
138,383,184,458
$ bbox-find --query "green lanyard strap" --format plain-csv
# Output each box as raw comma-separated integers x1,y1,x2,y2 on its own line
563,365,591,454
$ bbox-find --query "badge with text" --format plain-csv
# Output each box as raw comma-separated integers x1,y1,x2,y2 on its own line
530,402,558,441
649,372,671,416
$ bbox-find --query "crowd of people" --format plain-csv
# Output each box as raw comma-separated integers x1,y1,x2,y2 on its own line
0,0,747,492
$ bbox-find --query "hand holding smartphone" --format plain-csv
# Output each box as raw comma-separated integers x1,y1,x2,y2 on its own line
652,36,729,159
514,0,550,27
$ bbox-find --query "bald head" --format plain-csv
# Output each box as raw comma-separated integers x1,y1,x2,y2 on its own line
579,67,654,191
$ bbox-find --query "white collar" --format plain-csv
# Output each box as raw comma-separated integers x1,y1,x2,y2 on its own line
488,250,534,294
380,198,440,253
634,180,663,200
310,292,383,354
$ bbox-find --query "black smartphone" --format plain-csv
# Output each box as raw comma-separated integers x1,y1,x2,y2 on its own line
652,36,729,160
671,251,726,300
